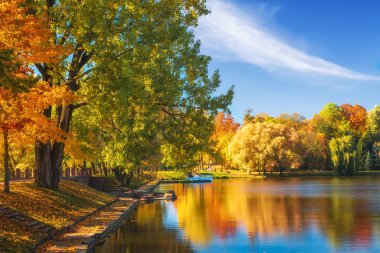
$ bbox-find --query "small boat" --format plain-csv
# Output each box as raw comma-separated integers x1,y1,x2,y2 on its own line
185,172,213,182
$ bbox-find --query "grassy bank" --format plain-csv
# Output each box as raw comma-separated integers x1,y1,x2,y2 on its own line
0,180,115,253
157,170,264,180
157,171,186,180
157,169,380,180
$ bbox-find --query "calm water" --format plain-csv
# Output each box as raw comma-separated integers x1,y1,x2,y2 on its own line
94,178,380,253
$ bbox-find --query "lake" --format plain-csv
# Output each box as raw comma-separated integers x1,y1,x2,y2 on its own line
94,178,380,253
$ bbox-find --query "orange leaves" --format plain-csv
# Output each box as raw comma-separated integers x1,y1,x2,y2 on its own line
21,82,77,111
0,0,70,77
0,83,77,145
340,104,367,134
212,112,240,139
208,112,240,167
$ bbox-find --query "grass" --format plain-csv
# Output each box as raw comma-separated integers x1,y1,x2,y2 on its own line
0,180,116,253
157,169,262,180
157,169,380,180
129,177,150,189
199,170,258,179
157,171,186,180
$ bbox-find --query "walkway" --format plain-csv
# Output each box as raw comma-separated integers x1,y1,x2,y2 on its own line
35,179,160,253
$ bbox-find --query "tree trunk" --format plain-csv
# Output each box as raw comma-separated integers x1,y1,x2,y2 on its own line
3,130,10,193
35,103,74,190
125,170,134,187
91,162,96,175
102,163,108,176
34,49,81,190
35,141,54,188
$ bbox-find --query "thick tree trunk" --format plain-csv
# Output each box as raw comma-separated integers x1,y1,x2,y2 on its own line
35,104,74,190
3,130,10,193
35,141,53,188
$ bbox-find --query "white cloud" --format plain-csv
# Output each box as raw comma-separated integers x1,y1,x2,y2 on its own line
195,0,379,81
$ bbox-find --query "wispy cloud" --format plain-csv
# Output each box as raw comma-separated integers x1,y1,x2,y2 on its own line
195,0,379,81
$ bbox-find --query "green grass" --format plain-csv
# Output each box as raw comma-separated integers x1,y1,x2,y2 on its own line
157,169,265,180
157,171,186,180
156,169,380,180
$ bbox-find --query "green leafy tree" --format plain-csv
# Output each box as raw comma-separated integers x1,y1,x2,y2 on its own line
29,0,232,189
367,105,380,141
329,136,357,176
365,150,378,171
314,103,350,140
356,131,375,170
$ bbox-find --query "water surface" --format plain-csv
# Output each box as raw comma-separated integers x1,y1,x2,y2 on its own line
95,178,380,253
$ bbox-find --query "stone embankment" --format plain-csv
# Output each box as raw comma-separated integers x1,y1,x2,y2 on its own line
36,179,162,253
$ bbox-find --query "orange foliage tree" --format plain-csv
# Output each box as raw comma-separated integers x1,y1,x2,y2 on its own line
0,0,70,192
340,104,367,134
0,84,75,192
209,112,240,170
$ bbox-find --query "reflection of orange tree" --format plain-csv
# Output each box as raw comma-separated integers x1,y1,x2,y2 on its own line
174,181,305,245
172,180,374,249
175,185,213,246
174,182,305,245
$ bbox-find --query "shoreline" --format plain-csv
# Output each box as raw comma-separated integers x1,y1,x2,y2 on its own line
8,171,380,252
158,170,380,181
35,180,161,253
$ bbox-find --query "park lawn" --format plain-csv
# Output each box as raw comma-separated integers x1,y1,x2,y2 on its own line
0,180,116,253
157,170,254,180
199,170,252,179
157,169,350,180
157,171,186,180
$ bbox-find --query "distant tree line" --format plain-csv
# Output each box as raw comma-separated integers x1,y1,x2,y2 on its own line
209,104,380,176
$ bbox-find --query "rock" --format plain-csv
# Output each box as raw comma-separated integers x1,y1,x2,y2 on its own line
142,194,155,201
153,192,165,198
164,192,177,200
131,191,144,199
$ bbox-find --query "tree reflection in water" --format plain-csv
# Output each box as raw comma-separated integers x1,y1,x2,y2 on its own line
95,178,380,253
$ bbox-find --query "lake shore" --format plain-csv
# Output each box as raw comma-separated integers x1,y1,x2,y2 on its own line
0,179,159,253
35,179,160,253
157,170,380,180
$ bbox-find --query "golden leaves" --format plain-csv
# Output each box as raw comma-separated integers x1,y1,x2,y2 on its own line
0,0,70,79
0,82,78,146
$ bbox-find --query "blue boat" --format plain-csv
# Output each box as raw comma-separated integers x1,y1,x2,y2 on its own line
185,172,213,182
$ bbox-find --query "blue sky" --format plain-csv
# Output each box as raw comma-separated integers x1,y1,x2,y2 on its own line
194,0,380,123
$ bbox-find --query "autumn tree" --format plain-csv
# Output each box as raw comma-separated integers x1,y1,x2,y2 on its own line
0,0,69,192
298,128,327,170
340,104,367,135
230,122,302,174
0,84,74,192
209,112,240,170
